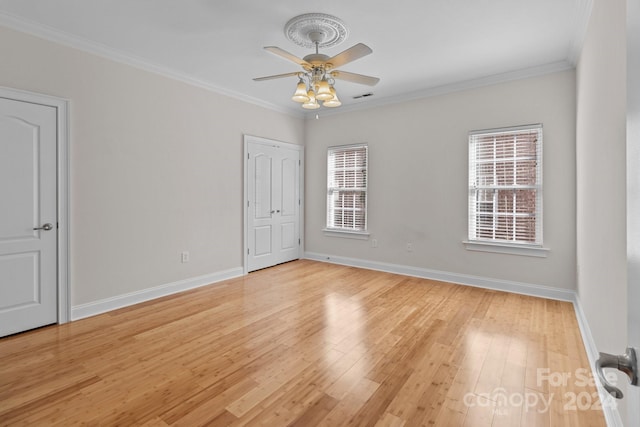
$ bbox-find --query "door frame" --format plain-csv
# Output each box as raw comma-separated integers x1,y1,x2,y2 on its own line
243,134,304,274
1,86,70,325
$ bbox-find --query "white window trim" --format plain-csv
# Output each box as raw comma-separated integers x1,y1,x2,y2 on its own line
323,228,370,239
325,143,369,235
463,240,549,257
466,124,549,256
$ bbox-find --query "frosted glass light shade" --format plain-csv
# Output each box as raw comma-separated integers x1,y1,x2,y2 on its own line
302,89,320,109
315,79,333,101
291,81,309,102
323,87,342,107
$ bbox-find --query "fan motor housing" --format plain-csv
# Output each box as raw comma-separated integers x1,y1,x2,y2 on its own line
303,53,330,66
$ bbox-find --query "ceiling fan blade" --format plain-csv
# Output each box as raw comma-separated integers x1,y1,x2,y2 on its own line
326,43,373,69
253,72,301,82
264,46,311,68
330,70,380,86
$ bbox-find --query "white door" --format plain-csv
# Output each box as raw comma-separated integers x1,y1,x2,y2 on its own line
0,96,58,337
246,139,300,272
626,0,640,422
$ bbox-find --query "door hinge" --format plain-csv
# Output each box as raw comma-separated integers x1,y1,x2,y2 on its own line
298,238,301,245
247,153,250,159
247,200,250,207
247,248,250,255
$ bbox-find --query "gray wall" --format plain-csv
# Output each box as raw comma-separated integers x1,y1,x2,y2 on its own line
0,26,305,306
576,0,627,354
305,70,577,290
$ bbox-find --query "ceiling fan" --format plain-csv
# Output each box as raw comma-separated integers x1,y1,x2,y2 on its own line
253,14,380,109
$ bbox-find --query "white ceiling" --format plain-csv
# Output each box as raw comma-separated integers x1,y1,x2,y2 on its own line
0,0,590,116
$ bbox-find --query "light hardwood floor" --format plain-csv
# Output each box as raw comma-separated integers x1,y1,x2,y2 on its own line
0,260,606,426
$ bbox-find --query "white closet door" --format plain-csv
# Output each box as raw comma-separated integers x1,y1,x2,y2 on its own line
246,139,300,272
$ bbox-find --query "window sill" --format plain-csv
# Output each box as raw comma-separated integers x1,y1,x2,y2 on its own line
323,229,370,240
463,240,549,258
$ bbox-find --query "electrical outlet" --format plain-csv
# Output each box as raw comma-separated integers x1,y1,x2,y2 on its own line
181,251,190,263
372,239,378,248
406,243,413,252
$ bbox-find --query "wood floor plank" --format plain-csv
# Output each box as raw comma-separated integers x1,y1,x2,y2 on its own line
324,376,381,424
160,375,257,425
375,412,406,427
0,260,605,426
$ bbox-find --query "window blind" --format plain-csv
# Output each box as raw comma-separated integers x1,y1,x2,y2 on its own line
327,144,368,231
468,125,542,245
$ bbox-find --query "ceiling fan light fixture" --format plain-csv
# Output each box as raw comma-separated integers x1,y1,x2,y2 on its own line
315,78,333,101
291,79,309,102
254,13,379,111
323,87,342,107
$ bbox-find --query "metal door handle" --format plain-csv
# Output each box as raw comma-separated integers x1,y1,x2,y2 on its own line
595,347,638,398
33,223,53,231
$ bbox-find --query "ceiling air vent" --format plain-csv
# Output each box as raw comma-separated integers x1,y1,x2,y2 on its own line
353,93,374,99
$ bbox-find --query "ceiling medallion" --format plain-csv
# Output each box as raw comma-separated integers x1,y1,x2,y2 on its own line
284,13,349,49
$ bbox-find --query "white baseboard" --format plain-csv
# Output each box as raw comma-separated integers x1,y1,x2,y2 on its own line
304,252,575,301
572,295,623,427
71,267,244,321
304,251,622,426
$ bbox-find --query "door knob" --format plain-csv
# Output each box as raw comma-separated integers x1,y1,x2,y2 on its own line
33,223,53,231
595,347,638,398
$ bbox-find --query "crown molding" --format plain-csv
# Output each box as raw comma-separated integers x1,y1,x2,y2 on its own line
0,11,304,119
566,0,594,65
306,60,575,119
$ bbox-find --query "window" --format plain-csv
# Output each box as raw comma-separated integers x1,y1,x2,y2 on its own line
468,124,543,247
326,144,368,234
